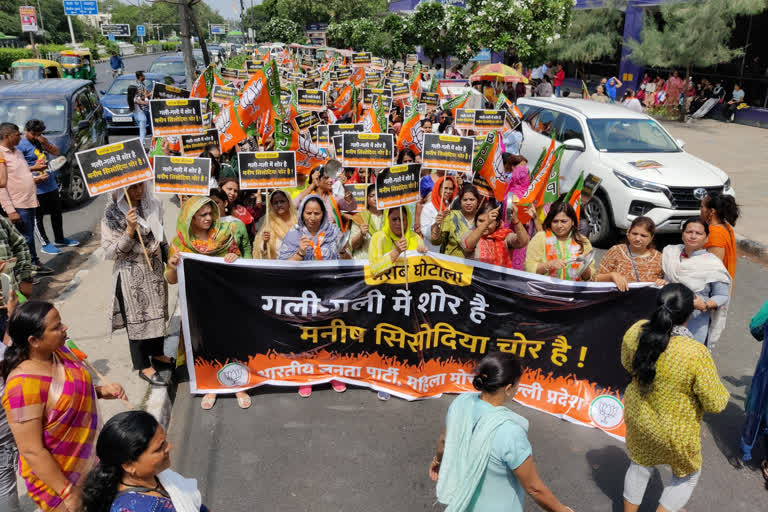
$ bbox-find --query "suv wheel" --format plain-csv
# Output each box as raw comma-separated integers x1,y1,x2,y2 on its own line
584,193,614,247
63,173,87,207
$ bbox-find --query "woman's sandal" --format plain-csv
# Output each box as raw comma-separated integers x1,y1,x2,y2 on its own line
761,459,768,482
200,394,216,410
236,393,252,409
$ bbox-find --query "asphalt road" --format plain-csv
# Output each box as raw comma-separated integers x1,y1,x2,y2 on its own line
166,252,768,512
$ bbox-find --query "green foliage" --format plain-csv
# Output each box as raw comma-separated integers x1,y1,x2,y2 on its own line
407,1,448,63
548,7,623,64
80,40,101,60
625,0,764,70
327,20,356,49
261,17,305,44
463,0,572,63
380,13,415,62
37,44,69,56
0,48,34,73
224,54,247,69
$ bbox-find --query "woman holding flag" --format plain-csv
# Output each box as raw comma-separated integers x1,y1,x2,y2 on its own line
462,200,530,269
420,176,458,253
524,202,594,281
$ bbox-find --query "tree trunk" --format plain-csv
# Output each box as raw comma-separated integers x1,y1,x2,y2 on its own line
178,1,196,87
188,5,210,67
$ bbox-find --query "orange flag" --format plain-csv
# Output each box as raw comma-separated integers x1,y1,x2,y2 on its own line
351,67,365,89
332,84,353,119
237,70,274,130
517,138,556,223
396,107,424,154
215,101,248,153
472,131,506,201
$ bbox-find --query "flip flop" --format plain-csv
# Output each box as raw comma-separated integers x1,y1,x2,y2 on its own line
236,394,252,409
761,459,768,481
200,394,216,410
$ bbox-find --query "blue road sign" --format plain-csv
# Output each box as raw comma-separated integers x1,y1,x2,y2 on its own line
63,0,98,15
137,25,146,37
81,1,98,15
109,33,115,41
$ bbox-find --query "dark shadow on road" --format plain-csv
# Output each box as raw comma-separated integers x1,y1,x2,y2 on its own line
586,445,664,512
705,400,745,460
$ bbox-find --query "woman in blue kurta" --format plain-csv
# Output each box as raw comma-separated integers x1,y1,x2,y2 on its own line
430,353,573,512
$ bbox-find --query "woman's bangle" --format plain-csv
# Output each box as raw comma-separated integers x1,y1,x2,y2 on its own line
60,481,73,500
296,250,306,258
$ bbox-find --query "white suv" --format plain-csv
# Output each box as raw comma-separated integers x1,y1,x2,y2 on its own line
517,98,734,245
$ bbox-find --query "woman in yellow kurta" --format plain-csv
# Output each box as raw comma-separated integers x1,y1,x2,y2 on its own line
368,207,427,277
621,283,729,512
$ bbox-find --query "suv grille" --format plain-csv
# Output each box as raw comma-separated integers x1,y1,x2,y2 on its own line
667,187,722,210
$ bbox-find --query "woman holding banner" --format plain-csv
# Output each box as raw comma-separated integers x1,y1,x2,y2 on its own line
164,196,252,410
253,190,298,260
349,185,383,260
462,200,530,269
420,176,458,253
368,207,427,277
593,217,665,292
102,182,170,387
430,184,482,257
431,352,573,512
279,195,344,397
524,202,594,281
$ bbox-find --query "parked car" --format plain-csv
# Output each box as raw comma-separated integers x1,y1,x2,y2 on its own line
100,73,166,136
148,55,188,87
0,79,106,206
517,98,734,246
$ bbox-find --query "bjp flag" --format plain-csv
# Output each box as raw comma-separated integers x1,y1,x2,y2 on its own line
190,64,225,99
351,67,365,89
396,107,424,155
441,90,471,118
516,138,556,223
237,70,274,130
408,63,422,97
361,96,386,134
274,119,329,175
332,84,353,119
215,101,248,153
472,131,506,201
565,171,586,221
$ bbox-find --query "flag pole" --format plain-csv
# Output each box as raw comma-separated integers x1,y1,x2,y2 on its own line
123,188,153,270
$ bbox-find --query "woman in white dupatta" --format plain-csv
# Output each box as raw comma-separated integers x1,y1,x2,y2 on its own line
662,217,731,347
82,411,206,512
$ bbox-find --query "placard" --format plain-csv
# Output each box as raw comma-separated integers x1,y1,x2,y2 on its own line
238,151,297,189
366,72,382,87
153,156,211,195
181,129,219,157
329,123,364,159
341,133,394,168
362,87,392,107
391,82,411,100
297,78,317,89
220,68,239,80
310,125,330,149
295,111,321,132
151,83,190,100
351,52,372,67
420,92,440,106
245,60,265,74
75,138,152,197
388,71,406,82
375,163,421,209
406,54,418,66
422,134,474,173
474,110,505,132
297,89,326,112
149,99,203,137
455,109,477,130
336,67,352,80
212,84,238,105
371,57,385,71
342,184,368,213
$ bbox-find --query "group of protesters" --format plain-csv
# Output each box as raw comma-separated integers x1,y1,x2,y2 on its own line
0,42,763,512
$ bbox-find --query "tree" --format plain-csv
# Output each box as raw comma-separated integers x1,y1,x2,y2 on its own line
380,13,415,62
276,0,329,29
463,0,572,64
407,1,450,65
547,6,624,78
625,0,764,119
326,20,355,49
261,17,305,44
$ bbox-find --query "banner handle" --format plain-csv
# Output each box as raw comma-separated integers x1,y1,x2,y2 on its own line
123,188,154,271
83,357,138,409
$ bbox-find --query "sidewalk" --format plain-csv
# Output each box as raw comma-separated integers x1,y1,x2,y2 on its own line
661,118,768,259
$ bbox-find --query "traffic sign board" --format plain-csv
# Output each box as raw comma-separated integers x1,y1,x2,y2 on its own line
63,0,98,16
137,25,146,37
210,24,227,35
101,24,130,37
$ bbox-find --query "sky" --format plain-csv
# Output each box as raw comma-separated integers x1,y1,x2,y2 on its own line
205,0,260,21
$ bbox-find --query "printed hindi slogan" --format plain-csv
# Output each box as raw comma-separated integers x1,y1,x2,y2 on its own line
422,134,474,173
75,138,152,197
238,151,297,189
149,99,204,137
178,254,658,440
181,129,219,157
297,89,326,112
153,156,211,195
341,133,394,168
375,163,421,209
151,83,190,100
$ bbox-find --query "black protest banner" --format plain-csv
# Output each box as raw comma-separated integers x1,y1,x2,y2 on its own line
371,57,385,70
422,134,475,173
309,124,330,149
149,99,203,137
342,133,394,168
181,129,219,157
336,67,353,80
297,89,326,112
329,123,364,158
420,92,440,106
152,83,191,100
388,70,406,82
238,151,297,189
212,84,239,105
391,82,411,100
474,110,505,132
342,184,368,213
220,68,239,80
295,111,321,132
375,163,420,208
455,109,477,130
75,138,152,197
245,60,265,74
153,156,211,195
179,253,656,439
363,87,392,107
366,72,382,87
300,55,314,68
406,54,418,66
351,52,372,67
297,78,317,89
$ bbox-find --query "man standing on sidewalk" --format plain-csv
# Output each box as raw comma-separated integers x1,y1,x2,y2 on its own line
16,120,79,255
0,123,52,275
553,64,565,97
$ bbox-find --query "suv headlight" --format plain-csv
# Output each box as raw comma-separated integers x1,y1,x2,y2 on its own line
613,170,670,194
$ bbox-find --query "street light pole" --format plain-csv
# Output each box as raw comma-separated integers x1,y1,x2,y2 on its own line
67,15,77,46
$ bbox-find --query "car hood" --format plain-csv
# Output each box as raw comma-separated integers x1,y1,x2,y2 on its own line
598,151,728,187
101,94,129,110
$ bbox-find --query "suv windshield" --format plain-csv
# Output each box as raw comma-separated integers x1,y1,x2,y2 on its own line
149,60,185,75
587,118,680,153
0,100,67,134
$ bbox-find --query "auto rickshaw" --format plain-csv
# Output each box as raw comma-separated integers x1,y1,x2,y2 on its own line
11,59,63,80
59,49,96,81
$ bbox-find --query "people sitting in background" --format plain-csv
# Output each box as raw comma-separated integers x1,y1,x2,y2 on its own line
525,202,594,281
462,200,530,269
661,217,731,347
724,83,745,122
700,192,739,281
252,190,298,260
593,216,665,291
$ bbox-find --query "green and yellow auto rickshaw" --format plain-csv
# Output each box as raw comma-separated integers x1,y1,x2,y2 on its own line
59,49,96,81
11,59,63,80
